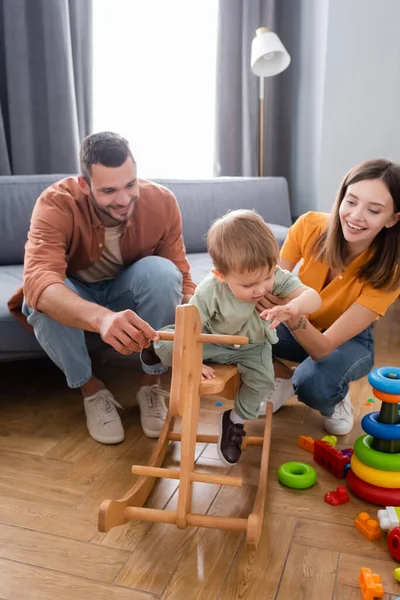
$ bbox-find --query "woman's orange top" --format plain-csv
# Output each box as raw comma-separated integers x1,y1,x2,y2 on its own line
280,211,399,331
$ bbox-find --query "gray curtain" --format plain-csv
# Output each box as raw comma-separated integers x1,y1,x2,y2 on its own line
0,0,92,175
214,0,301,185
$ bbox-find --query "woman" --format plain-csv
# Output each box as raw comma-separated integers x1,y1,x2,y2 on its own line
260,159,400,435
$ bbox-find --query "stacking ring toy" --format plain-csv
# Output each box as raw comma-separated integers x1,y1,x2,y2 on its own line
347,469,400,505
371,388,400,403
277,462,317,489
361,412,400,440
368,366,400,394
354,435,400,471
351,454,400,488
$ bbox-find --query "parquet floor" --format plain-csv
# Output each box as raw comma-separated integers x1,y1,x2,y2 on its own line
0,300,399,599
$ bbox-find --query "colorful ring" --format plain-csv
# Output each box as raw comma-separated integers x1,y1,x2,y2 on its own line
347,469,400,505
354,435,400,471
372,388,400,404
361,412,400,440
277,462,317,489
351,454,400,488
368,367,400,394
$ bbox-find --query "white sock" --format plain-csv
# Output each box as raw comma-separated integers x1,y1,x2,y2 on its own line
230,409,245,424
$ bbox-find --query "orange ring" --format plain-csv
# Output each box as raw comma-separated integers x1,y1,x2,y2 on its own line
372,387,400,404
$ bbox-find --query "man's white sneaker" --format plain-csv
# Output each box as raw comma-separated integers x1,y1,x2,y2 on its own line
324,393,354,435
84,389,124,444
259,376,295,415
137,384,169,438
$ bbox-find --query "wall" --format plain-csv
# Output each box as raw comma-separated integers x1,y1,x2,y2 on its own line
291,0,400,217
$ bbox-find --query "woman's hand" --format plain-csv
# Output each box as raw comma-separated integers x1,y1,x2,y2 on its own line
201,364,216,380
260,304,300,329
256,292,290,315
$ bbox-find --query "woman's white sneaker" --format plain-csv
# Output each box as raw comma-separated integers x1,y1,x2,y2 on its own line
259,376,295,415
323,393,354,435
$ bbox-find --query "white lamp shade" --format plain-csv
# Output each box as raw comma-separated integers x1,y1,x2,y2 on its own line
251,29,290,77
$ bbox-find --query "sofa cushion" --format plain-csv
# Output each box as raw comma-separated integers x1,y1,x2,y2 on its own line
0,175,70,265
0,265,43,354
155,177,292,253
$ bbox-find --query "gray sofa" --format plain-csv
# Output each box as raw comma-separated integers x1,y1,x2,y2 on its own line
0,175,292,362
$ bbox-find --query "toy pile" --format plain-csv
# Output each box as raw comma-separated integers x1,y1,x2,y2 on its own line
346,366,400,506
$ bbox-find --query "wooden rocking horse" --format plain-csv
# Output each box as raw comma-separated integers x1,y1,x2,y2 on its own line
98,303,273,550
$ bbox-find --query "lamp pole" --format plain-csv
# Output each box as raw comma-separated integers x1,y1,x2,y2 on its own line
259,76,264,177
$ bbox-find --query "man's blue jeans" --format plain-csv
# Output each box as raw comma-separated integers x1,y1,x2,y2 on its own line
22,257,181,388
273,324,375,416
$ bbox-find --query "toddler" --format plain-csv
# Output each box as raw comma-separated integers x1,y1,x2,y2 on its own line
141,209,321,465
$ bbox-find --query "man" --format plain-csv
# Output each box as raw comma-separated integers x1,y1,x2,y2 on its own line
8,131,195,444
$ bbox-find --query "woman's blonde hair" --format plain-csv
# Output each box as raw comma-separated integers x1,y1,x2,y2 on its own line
313,158,400,291
207,209,279,275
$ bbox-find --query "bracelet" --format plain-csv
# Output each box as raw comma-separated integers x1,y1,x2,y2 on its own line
288,315,308,332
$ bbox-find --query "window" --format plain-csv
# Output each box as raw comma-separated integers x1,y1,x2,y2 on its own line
92,0,218,179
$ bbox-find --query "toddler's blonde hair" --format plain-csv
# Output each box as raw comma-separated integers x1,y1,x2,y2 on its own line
207,209,279,275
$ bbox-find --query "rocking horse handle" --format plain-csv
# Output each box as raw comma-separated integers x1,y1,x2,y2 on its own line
158,331,249,346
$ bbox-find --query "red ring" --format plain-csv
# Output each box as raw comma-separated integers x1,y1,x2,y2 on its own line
346,469,400,505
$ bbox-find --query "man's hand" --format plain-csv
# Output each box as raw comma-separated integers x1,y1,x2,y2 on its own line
182,294,193,304
260,304,300,329
98,310,159,355
201,364,216,380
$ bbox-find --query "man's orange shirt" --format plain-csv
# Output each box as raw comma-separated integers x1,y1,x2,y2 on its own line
280,211,399,331
8,177,195,322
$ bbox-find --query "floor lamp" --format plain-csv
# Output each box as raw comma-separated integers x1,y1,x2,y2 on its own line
251,27,291,177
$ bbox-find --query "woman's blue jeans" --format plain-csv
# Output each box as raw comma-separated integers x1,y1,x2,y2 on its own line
273,324,375,416
22,256,181,388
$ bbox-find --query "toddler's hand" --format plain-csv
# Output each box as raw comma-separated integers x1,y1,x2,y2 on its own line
260,304,300,329
201,364,216,380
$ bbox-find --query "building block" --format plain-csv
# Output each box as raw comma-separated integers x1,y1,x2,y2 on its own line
355,512,381,541
321,435,337,446
324,485,350,506
377,506,400,531
359,567,384,600
388,527,400,561
313,440,350,478
344,463,351,477
298,435,314,453
340,448,354,460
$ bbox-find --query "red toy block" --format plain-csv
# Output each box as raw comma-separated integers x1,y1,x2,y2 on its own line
359,567,384,600
355,512,381,541
313,440,350,478
298,435,314,453
388,527,400,561
324,485,350,506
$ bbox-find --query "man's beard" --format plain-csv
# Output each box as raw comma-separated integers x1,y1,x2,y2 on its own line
90,192,138,224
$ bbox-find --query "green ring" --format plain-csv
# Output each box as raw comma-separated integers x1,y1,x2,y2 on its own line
277,461,317,489
354,435,400,471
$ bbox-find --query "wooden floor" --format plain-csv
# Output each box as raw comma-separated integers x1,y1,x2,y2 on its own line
0,301,399,600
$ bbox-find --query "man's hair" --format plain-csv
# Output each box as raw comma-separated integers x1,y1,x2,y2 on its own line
79,131,135,182
207,209,279,275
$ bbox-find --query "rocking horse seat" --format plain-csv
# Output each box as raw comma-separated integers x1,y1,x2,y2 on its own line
199,364,240,397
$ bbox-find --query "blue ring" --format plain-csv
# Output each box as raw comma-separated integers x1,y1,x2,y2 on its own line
368,367,400,394
362,412,400,440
